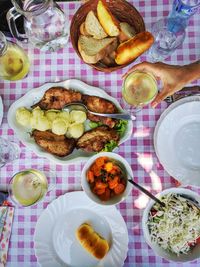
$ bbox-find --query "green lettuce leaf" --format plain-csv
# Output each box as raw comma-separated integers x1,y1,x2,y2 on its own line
101,140,118,152
114,120,128,137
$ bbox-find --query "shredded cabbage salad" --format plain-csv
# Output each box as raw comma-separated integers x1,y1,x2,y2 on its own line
147,193,200,255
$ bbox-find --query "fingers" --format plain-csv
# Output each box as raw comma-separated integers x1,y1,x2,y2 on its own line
122,61,152,78
151,90,169,108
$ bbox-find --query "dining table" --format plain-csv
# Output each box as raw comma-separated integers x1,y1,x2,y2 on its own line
0,0,200,266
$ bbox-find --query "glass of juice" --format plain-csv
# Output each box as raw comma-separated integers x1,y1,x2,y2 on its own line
8,169,52,207
122,71,158,113
0,31,30,81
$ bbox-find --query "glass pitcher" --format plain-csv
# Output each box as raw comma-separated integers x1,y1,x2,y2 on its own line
7,0,69,51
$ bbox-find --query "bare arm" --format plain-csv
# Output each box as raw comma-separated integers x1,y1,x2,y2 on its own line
123,61,200,107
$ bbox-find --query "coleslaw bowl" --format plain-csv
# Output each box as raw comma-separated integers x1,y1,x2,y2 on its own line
142,187,200,262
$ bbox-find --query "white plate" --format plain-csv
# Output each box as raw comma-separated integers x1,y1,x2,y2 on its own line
154,96,200,186
7,79,133,165
0,96,3,126
34,191,129,267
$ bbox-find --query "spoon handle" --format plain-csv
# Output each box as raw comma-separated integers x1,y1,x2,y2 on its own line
88,111,135,121
128,179,165,207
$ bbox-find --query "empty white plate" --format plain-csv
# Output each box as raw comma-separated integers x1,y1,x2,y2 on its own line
34,191,128,267
154,96,200,186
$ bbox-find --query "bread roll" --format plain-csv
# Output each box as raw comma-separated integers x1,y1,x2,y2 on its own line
115,31,154,65
76,223,109,260
97,0,120,37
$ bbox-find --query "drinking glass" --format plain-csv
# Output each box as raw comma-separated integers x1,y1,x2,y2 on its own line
0,137,20,167
0,31,30,81
8,168,55,207
148,18,186,62
122,70,158,114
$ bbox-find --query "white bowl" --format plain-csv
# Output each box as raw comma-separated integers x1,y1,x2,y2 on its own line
142,187,200,262
81,152,132,206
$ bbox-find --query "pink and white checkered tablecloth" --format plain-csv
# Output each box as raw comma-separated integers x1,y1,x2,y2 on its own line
0,1,200,266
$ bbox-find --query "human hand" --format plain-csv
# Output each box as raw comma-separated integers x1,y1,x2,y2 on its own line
123,62,188,107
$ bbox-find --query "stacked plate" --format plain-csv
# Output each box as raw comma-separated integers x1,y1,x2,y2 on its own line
154,96,200,187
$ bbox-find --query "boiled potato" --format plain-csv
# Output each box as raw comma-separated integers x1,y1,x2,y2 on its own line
67,123,84,139
32,107,44,118
59,110,70,122
45,110,59,122
30,116,38,129
52,118,68,135
35,116,51,131
16,107,31,127
30,115,51,131
70,110,87,124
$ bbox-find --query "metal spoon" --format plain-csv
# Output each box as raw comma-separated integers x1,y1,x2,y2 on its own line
112,159,165,208
62,102,135,120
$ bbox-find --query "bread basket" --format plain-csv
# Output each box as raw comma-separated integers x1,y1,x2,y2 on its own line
70,0,145,72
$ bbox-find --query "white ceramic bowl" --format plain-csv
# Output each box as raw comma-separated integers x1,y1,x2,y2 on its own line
81,152,132,206
142,187,200,262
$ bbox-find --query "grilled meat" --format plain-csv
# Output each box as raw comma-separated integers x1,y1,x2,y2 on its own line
82,95,118,128
76,126,120,152
32,130,75,157
32,87,82,110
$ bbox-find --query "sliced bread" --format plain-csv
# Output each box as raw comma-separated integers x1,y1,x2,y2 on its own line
80,22,90,36
119,22,136,42
97,0,120,37
85,10,107,39
78,35,118,64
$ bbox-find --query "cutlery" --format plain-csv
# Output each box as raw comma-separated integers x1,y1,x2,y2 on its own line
63,102,135,120
127,179,165,207
165,86,200,104
111,160,165,207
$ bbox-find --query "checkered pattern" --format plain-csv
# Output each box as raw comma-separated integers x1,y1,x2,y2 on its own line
0,1,200,266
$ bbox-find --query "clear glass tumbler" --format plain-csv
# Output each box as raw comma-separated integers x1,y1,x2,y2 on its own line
148,18,186,62
0,137,20,167
122,70,158,114
8,168,55,207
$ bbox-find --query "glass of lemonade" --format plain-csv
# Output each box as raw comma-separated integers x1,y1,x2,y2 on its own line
122,70,158,113
0,31,30,81
8,169,50,207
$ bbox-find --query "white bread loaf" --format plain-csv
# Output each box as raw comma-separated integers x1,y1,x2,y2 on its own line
85,10,107,39
78,35,118,64
115,31,154,65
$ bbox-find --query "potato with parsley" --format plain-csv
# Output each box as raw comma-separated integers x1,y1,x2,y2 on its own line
16,107,31,127
67,123,84,139
70,110,87,124
52,118,68,135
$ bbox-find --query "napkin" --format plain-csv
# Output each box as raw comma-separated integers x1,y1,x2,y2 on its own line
0,206,14,267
